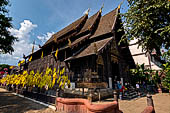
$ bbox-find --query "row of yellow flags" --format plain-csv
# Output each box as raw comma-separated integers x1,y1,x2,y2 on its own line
18,49,59,67
18,36,72,67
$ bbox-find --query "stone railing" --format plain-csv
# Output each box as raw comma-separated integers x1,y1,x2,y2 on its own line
56,91,122,113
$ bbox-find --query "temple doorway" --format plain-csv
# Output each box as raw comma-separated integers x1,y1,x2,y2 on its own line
111,62,120,89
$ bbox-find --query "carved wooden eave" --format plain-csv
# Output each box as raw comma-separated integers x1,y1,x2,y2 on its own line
70,11,102,48
90,8,119,40
64,37,113,61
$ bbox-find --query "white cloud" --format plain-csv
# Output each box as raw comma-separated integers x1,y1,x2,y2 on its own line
37,32,54,44
0,20,38,65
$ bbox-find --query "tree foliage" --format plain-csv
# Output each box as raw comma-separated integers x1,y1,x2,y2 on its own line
0,0,17,54
130,64,161,86
121,0,170,55
162,62,170,90
0,64,9,70
163,49,170,62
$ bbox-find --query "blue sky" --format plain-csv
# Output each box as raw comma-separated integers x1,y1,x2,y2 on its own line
0,0,129,65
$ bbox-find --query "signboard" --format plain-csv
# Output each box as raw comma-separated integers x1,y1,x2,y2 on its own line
77,82,108,88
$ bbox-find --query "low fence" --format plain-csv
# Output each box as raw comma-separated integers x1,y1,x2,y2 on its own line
56,91,122,113
2,85,56,105
1,85,156,113
23,91,56,104
56,98,122,113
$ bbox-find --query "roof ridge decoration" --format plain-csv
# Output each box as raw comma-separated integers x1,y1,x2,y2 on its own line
43,13,88,47
99,3,104,13
26,7,119,59
85,8,90,15
70,7,103,48
88,6,103,33
54,14,88,43
90,7,119,39
118,0,124,10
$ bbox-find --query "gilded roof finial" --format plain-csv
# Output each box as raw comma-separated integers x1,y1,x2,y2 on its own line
99,3,104,13
85,8,90,15
118,0,124,10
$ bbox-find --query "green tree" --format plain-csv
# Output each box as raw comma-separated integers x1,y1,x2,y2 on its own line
0,64,9,71
163,50,170,62
0,0,17,54
121,0,170,55
162,62,170,90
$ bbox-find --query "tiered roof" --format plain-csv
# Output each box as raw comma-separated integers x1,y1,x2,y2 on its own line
27,7,120,61
90,9,118,39
65,37,113,61
43,14,88,46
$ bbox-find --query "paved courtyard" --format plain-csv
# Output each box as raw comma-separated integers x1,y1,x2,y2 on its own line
119,93,170,113
0,87,170,113
0,88,57,113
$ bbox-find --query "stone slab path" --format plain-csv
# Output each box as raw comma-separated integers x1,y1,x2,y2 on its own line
0,88,58,113
119,93,170,113
1,87,170,113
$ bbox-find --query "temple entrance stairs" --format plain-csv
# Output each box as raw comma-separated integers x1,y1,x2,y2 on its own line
123,87,146,100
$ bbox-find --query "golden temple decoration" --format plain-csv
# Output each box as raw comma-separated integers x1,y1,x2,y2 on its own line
68,38,72,47
97,55,104,65
93,43,98,54
99,3,104,13
85,8,90,15
110,40,119,55
118,0,124,10
111,55,118,63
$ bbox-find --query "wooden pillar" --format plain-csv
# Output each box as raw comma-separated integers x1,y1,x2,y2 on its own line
107,51,112,88
107,52,112,78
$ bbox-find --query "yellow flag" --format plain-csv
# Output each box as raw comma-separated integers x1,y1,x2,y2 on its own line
18,62,21,67
61,68,65,75
59,81,63,88
67,80,71,86
29,56,32,62
57,75,61,84
21,60,25,64
55,48,58,59
10,66,14,69
32,41,35,54
41,51,43,59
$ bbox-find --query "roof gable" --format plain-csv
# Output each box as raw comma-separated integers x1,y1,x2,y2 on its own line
90,8,118,39
77,11,101,35
43,14,88,46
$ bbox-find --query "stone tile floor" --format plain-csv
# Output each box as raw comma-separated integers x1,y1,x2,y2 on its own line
119,93,170,113
0,88,58,113
1,87,170,113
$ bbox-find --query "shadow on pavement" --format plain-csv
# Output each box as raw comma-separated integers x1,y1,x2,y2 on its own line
0,90,49,113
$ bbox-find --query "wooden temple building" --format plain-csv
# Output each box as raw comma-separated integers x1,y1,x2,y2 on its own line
24,6,135,90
